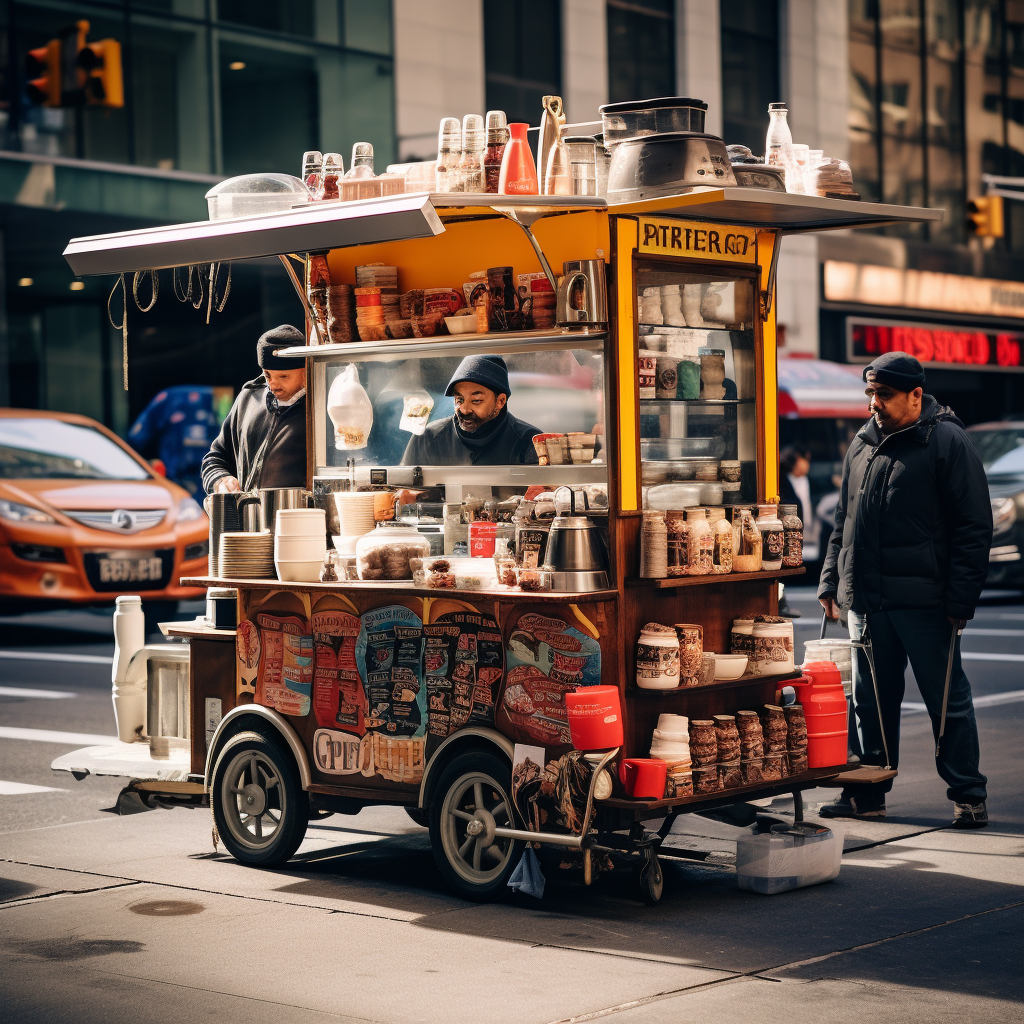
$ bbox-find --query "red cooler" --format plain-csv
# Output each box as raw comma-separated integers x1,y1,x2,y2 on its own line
794,661,848,768
565,685,623,750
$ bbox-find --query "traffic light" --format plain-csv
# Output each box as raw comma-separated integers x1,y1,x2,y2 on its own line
81,37,123,108
967,195,1005,238
26,39,60,107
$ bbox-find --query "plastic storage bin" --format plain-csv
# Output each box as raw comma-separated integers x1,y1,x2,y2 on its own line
735,823,842,894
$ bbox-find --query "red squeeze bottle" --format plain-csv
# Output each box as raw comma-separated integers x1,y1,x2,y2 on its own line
498,123,539,195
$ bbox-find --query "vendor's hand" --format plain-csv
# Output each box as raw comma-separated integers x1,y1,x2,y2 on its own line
819,597,840,622
947,616,967,632
215,476,241,493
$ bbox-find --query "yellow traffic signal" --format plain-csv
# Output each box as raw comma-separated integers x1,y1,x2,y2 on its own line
967,195,1005,238
81,38,124,108
27,39,61,107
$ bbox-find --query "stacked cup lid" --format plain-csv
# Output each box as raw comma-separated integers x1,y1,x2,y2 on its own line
218,532,275,579
331,492,377,554
274,508,327,583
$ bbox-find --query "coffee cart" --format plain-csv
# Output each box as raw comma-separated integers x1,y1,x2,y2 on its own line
56,186,939,902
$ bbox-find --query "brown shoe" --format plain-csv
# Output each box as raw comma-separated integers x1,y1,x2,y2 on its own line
951,801,988,829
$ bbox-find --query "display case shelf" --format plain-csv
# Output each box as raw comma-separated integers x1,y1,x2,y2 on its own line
640,398,754,407
626,567,806,588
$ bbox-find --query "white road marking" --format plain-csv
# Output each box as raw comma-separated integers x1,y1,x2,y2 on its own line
0,686,77,699
0,726,117,745
961,628,1024,637
961,652,1024,662
903,689,1024,714
0,780,67,795
0,650,112,665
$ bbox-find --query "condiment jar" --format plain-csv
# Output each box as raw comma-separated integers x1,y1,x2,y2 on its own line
719,460,741,483
683,508,713,575
459,113,486,193
435,117,461,192
636,623,679,689
756,503,785,571
730,616,755,656
640,510,668,578
302,149,324,193
751,619,795,676
707,507,733,574
484,110,508,193
666,509,688,578
318,152,344,200
732,507,762,572
779,503,804,567
355,522,430,581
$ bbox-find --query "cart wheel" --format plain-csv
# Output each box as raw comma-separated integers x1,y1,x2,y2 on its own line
428,750,521,902
404,806,429,827
639,853,664,904
211,730,308,867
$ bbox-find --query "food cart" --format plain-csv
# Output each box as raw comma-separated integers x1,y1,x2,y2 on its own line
56,183,939,903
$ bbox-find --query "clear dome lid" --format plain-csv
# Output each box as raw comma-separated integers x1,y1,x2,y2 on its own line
205,173,309,199
486,110,508,144
438,117,461,156
345,142,374,178
462,113,485,153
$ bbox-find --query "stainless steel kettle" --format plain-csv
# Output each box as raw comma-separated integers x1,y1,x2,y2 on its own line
541,487,609,591
556,259,608,326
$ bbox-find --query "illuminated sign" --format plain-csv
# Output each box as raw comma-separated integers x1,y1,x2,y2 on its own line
638,217,758,263
847,317,1024,372
825,260,1024,320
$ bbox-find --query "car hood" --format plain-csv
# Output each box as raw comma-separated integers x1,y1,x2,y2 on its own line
986,471,1024,500
1,478,176,512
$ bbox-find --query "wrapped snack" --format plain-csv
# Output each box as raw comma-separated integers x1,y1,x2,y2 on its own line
327,364,373,450
399,391,434,435
428,572,456,589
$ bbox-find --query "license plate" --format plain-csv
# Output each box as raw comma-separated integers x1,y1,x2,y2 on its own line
98,555,164,583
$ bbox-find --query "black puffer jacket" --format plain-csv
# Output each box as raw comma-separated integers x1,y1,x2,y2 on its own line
818,395,992,620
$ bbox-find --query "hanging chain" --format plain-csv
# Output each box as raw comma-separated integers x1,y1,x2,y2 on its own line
132,269,159,312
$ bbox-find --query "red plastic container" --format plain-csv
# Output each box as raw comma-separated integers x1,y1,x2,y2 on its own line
498,123,539,194
793,661,848,768
619,758,668,798
565,685,623,750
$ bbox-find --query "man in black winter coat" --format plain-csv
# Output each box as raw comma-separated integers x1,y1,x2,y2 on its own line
201,326,307,494
817,351,992,828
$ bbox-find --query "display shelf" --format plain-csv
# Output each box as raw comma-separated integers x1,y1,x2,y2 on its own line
640,398,754,407
629,668,803,695
626,567,806,588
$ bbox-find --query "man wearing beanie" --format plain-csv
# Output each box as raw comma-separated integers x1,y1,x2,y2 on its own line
201,326,307,494
818,350,992,828
401,354,541,465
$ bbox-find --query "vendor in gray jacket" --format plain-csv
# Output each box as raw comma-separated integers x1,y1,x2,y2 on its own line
201,326,307,494
401,355,541,466
817,351,992,828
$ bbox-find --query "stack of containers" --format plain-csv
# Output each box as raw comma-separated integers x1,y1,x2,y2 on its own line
274,508,327,582
714,715,741,789
760,705,788,780
785,704,809,774
689,719,719,794
736,709,765,785
649,714,692,796
331,492,377,554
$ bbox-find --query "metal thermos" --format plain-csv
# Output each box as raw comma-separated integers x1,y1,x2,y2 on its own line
556,260,608,326
204,493,242,576
257,487,311,532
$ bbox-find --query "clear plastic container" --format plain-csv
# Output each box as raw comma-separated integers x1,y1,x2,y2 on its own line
683,508,713,576
785,143,809,194
459,113,486,193
765,102,792,167
484,110,508,193
301,150,323,193
355,523,430,581
780,503,804,567
708,507,733,574
600,96,708,143
435,117,462,192
205,173,310,220
811,157,859,198
318,152,344,201
756,504,785,571
346,142,375,179
733,508,762,572
563,135,598,196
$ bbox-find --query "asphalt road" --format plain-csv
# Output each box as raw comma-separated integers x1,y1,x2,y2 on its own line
0,589,1021,1024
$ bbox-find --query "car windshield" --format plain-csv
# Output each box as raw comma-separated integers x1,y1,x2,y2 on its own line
968,427,1024,470
0,418,149,480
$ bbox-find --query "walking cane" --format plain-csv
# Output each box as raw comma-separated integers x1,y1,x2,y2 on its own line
935,623,963,759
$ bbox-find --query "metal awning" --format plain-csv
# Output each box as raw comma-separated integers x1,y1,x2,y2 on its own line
778,358,871,418
62,192,446,276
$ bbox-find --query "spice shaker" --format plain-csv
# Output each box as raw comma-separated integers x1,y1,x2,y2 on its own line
459,113,486,194
484,110,508,193
435,117,462,193
302,150,324,194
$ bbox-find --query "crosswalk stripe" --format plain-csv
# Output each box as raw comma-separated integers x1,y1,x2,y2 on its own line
0,726,117,745
903,689,1024,713
0,780,67,795
0,686,77,699
961,652,1024,663
0,650,112,665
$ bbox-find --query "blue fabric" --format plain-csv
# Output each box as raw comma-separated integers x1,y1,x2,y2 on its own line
128,385,218,496
508,846,545,899
847,608,987,802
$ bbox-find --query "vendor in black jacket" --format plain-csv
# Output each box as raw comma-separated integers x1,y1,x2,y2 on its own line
817,351,992,829
401,355,541,466
201,326,307,494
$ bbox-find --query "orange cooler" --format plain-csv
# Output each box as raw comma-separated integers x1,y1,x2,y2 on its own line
794,661,848,768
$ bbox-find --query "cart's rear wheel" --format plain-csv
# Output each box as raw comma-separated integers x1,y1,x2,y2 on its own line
429,750,521,901
639,853,664,904
404,806,429,827
211,730,308,867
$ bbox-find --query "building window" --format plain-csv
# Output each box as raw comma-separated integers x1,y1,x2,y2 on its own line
720,0,780,154
484,0,561,125
606,0,675,105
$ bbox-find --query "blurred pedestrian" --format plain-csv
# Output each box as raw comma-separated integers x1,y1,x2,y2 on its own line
779,444,819,561
817,352,992,828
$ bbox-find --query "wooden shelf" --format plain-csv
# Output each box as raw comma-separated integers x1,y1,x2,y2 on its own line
626,566,806,588
629,668,803,695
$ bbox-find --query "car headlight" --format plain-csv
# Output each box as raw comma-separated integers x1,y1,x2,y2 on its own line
992,496,1017,535
0,498,56,525
177,496,206,523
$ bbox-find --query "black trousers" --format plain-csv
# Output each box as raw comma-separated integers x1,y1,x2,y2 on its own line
846,608,987,803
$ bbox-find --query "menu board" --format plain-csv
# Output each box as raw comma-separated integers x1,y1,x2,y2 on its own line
355,604,426,738
423,612,504,740
248,610,313,717
497,612,601,747
310,605,364,733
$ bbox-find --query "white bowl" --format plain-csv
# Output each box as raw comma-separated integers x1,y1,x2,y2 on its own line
275,537,327,560
713,654,748,680
445,314,478,335
276,509,326,534
657,713,688,732
275,558,325,583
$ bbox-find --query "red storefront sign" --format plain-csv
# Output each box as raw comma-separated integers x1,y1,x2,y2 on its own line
848,318,1024,371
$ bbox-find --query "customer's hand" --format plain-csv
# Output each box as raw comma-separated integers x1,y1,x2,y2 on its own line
947,616,967,632
215,476,241,493
819,597,840,622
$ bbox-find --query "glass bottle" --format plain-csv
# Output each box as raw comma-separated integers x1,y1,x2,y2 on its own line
666,509,688,578
302,150,323,195
459,113,486,193
756,503,785,571
733,508,762,572
484,110,508,193
318,152,344,201
499,122,539,195
345,142,374,179
765,102,792,166
544,128,572,196
779,503,805,567
564,135,598,196
435,117,461,192
708,508,734,574
683,508,713,576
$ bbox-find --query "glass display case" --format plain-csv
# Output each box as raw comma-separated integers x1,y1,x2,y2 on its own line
635,265,758,509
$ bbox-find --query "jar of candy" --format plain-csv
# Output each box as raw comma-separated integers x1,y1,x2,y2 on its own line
683,508,713,575
707,507,733,574
666,509,688,578
780,503,804,567
756,504,785,571
732,507,762,572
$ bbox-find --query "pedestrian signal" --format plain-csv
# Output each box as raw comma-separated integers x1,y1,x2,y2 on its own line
967,195,1005,238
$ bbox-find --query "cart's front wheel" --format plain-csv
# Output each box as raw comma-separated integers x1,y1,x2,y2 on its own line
211,730,308,867
429,751,521,901
639,853,664,904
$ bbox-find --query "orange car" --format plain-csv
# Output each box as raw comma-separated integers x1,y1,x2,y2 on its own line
0,409,208,612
